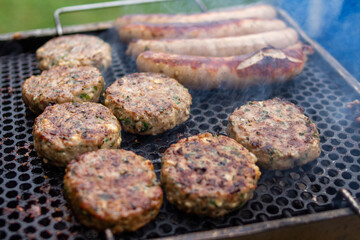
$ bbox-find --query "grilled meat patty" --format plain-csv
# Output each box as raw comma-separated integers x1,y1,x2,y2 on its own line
104,73,192,135
63,149,163,233
33,102,121,167
22,65,104,114
36,34,112,70
227,98,321,170
161,133,261,217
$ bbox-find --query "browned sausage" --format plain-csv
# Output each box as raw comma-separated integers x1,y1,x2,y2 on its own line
118,18,286,42
136,44,313,89
127,28,298,58
115,4,277,28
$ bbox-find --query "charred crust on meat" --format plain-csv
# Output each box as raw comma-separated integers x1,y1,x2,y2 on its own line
161,133,260,217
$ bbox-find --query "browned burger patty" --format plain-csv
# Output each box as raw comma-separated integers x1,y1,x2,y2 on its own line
161,133,261,217
33,102,121,167
104,73,192,135
227,98,321,170
63,149,163,233
36,34,112,70
22,65,105,114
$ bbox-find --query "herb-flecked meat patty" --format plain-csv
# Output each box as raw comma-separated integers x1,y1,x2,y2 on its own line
104,72,192,135
63,149,163,233
161,133,261,217
36,34,112,70
33,102,121,167
22,65,105,114
227,98,321,170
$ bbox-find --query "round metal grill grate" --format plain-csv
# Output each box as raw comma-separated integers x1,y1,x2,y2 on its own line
0,29,360,239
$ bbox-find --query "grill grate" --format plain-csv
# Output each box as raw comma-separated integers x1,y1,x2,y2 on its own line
1,28,360,240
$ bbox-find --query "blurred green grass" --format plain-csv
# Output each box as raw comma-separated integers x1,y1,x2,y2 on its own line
0,0,260,34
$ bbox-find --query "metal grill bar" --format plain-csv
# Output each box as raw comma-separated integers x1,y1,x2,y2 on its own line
53,0,207,35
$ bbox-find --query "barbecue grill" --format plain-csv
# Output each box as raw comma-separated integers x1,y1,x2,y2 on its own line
1,1,360,239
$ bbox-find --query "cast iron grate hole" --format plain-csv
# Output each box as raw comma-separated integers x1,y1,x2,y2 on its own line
350,149,360,156
319,176,330,184
328,153,339,160
4,163,16,170
9,223,21,232
8,212,19,220
316,195,328,204
57,233,69,240
334,179,345,187
270,186,282,195
276,197,289,206
295,182,306,190
326,187,337,195
313,167,324,175
322,144,333,152
310,184,321,192
328,169,338,177
261,194,273,203
19,173,30,181
24,226,36,233
251,202,263,211
300,192,312,201
6,190,18,198
9,235,22,240
286,190,298,198
349,182,359,190
6,180,17,188
343,156,354,163
350,165,360,172
54,222,66,230
33,176,45,184
266,205,279,214
292,200,304,209
341,172,352,180
335,163,346,170
40,231,52,239
330,139,340,145
338,133,347,139
38,217,51,226
321,160,331,167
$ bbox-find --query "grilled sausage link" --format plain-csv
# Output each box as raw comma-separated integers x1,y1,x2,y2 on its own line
118,18,286,42
136,44,313,89
127,28,298,58
115,4,277,28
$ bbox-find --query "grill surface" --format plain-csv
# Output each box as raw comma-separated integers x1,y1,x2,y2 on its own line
0,27,360,240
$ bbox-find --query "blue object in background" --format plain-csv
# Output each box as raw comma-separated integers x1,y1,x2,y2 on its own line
276,0,360,81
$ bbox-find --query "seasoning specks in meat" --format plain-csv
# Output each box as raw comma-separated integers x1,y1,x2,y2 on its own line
105,72,192,135
36,34,112,70
64,149,163,233
22,65,104,114
227,98,321,169
33,102,121,167
161,132,260,217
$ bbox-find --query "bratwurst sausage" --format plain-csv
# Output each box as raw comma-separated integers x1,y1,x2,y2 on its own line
127,28,298,58
115,4,277,28
136,44,313,89
118,18,286,42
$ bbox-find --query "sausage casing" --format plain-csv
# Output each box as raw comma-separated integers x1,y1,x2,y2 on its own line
118,18,286,42
136,44,313,89
115,4,277,28
127,28,298,58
